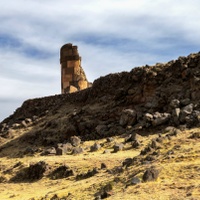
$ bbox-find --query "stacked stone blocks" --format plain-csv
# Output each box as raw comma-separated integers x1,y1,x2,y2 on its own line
60,43,89,94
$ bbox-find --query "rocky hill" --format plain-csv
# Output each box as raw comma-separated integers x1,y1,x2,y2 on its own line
0,52,199,199
1,52,200,142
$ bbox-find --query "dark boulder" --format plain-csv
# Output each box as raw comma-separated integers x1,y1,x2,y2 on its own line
113,143,124,152
50,165,74,179
90,143,101,152
142,167,160,182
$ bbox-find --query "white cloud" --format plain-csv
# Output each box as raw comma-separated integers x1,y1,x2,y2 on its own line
1,0,200,121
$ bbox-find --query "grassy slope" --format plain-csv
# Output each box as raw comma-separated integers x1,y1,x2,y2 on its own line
0,127,199,200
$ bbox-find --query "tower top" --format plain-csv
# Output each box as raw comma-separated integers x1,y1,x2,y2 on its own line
60,43,80,64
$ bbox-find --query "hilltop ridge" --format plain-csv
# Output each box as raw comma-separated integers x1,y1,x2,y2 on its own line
1,52,200,140
0,52,199,200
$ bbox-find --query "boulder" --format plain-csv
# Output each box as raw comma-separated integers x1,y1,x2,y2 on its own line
150,140,159,149
106,137,114,142
140,146,153,155
122,158,133,167
144,113,154,122
56,143,73,155
152,113,171,126
21,120,28,128
131,177,141,185
56,147,64,155
24,147,35,155
172,108,181,125
76,168,99,180
189,132,200,139
179,103,194,123
70,136,81,147
103,150,110,154
90,143,101,152
125,133,138,143
113,143,124,152
119,109,137,127
142,167,160,182
44,147,56,155
101,163,107,169
131,139,140,148
71,146,84,155
50,165,74,179
16,161,49,181
170,99,180,108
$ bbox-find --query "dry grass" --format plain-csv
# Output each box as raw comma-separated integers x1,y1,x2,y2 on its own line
0,128,199,200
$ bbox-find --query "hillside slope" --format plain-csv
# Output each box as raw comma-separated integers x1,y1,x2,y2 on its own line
0,52,200,199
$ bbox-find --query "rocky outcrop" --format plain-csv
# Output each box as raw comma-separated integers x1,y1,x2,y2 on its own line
1,52,200,143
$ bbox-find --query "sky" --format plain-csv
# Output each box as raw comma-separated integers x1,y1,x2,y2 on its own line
1,0,200,122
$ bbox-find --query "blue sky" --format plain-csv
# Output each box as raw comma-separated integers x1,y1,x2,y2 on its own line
1,0,200,121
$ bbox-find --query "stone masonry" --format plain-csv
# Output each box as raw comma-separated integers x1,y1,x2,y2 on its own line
60,43,90,94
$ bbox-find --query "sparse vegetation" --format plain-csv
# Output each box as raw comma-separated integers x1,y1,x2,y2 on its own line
0,128,199,199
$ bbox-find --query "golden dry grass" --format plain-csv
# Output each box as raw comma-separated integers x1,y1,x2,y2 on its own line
0,128,199,200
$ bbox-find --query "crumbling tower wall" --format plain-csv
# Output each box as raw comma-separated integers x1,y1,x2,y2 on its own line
60,43,90,94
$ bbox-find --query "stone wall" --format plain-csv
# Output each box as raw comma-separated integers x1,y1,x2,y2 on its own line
60,43,90,94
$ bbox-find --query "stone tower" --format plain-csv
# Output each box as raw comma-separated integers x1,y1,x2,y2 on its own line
60,43,90,94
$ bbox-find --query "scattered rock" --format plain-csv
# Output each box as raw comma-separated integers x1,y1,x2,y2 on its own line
26,161,48,181
103,150,110,154
144,155,156,161
150,140,160,149
142,167,160,182
113,143,124,152
76,168,98,180
56,143,72,155
124,133,138,143
152,113,171,126
122,158,133,167
71,146,84,155
156,136,164,143
11,161,48,182
170,99,180,108
106,137,114,142
43,147,56,155
70,136,81,147
21,120,28,128
131,139,140,148
24,147,35,155
140,146,153,155
50,165,74,179
90,143,101,152
189,132,200,139
131,177,141,185
144,113,154,122
101,163,107,169
95,183,113,199
107,166,124,174
12,123,21,129
172,108,181,125
119,109,137,127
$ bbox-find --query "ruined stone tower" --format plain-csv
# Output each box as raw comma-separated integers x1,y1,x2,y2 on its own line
60,43,90,94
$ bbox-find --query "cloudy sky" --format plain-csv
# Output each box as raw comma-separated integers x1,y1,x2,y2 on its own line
0,0,200,121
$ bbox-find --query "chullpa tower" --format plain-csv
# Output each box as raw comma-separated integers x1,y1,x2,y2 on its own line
60,43,89,94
